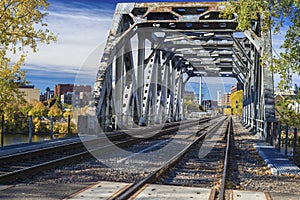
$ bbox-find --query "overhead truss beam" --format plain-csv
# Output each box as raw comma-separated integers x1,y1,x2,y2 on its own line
86,2,275,140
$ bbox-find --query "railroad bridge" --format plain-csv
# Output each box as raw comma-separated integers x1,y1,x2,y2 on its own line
90,2,275,139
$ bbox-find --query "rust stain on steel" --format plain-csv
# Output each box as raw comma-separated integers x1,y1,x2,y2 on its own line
142,6,173,19
148,6,173,12
134,2,222,19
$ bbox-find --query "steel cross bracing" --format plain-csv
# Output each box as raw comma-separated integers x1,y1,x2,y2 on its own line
89,2,275,138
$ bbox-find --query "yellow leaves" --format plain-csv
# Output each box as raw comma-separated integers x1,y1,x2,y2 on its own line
28,110,33,116
29,101,47,117
0,53,26,116
48,104,63,119
224,108,232,116
220,0,271,32
0,0,56,116
276,94,300,128
230,90,243,116
63,110,73,119
0,0,56,55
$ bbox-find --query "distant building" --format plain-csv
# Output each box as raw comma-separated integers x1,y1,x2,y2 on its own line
73,91,91,108
230,82,243,94
274,94,283,104
289,100,300,113
73,85,92,108
54,84,74,96
274,90,297,97
217,90,222,106
61,92,73,105
40,87,54,101
74,85,92,93
19,85,40,102
211,100,218,107
184,91,195,99
221,93,231,107
57,84,92,106
274,87,300,113
231,85,238,93
202,99,218,109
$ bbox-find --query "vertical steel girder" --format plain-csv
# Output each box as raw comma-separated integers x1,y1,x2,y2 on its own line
241,19,276,139
90,2,275,136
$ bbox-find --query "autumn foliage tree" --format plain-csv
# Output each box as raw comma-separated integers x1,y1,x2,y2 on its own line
276,97,300,128
48,104,63,120
184,95,201,113
0,0,56,117
221,0,299,84
230,90,243,117
221,0,299,126
0,57,26,116
28,101,48,119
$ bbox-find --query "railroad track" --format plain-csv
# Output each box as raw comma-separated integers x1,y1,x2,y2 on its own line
1,117,292,200
103,116,232,200
0,118,211,184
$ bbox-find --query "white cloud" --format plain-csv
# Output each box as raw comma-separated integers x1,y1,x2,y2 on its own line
24,1,113,90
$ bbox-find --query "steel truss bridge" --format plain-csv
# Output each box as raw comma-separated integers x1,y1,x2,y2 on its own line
89,2,276,140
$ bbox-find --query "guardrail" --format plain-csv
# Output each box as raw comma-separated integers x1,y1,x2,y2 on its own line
0,115,73,147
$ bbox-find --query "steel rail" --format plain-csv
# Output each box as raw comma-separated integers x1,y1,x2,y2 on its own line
0,118,212,184
219,117,232,200
0,140,85,165
0,118,209,165
113,117,227,200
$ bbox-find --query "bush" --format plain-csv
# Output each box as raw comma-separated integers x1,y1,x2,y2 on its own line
53,122,77,135
32,117,49,133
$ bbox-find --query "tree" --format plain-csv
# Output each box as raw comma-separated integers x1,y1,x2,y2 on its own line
4,102,29,133
221,0,299,126
47,96,60,108
0,0,56,54
48,104,63,120
28,101,48,118
63,110,73,119
0,0,56,117
230,90,243,116
221,0,299,88
0,57,26,116
276,94,300,128
184,95,202,112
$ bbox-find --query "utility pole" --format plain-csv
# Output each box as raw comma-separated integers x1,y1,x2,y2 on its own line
236,100,239,120
1,115,4,147
199,76,202,106
29,116,33,143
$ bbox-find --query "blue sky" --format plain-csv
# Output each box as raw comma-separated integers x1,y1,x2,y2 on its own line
23,0,298,94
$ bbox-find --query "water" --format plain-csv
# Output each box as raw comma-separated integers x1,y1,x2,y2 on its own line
0,133,64,147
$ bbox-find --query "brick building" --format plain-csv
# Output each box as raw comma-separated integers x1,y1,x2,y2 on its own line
54,84,74,96
56,84,92,106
